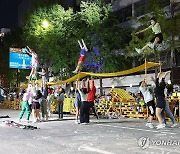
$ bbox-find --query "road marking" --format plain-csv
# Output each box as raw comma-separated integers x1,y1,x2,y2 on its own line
78,144,115,154
97,124,177,135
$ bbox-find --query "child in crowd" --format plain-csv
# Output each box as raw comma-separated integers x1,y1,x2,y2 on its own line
31,90,42,123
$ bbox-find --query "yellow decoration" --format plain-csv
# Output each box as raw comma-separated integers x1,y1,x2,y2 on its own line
19,61,160,88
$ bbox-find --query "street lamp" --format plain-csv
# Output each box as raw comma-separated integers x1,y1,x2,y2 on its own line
42,20,49,29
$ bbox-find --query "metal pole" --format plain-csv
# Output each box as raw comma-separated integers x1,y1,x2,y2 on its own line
16,69,19,87
179,99,180,122
145,58,147,82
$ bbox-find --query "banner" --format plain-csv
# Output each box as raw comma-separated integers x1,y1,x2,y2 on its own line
9,48,32,69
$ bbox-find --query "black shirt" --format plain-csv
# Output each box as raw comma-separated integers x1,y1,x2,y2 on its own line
154,78,166,99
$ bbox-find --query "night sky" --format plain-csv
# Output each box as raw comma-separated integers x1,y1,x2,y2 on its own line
0,0,22,29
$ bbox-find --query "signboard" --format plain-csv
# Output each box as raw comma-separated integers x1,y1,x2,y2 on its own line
9,48,32,69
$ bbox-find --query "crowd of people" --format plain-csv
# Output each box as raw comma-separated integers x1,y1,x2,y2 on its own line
15,70,179,129
2,39,178,129
138,70,178,129
18,77,99,124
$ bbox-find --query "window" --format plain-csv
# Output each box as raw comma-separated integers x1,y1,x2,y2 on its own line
134,0,147,17
114,5,132,23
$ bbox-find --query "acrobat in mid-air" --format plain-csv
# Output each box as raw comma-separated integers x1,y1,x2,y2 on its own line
26,46,39,80
72,39,88,74
135,17,163,54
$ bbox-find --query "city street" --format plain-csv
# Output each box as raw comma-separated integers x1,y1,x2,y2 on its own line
0,109,179,154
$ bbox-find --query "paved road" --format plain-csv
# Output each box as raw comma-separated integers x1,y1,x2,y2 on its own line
0,109,179,154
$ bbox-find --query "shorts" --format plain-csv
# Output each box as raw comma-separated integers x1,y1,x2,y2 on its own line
31,102,40,109
147,100,156,116
150,33,163,44
78,56,86,62
156,98,166,109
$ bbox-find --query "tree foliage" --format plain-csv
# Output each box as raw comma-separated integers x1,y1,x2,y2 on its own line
126,0,179,64
21,0,132,77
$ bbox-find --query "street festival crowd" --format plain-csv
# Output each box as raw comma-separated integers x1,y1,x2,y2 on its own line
0,17,179,129
0,42,180,130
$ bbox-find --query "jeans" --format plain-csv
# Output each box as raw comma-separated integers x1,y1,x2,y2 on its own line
41,99,48,119
161,99,176,124
58,101,63,119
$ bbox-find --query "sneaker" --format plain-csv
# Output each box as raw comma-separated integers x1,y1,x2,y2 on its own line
135,48,142,54
80,122,89,125
171,123,177,128
156,124,166,129
25,120,30,123
146,123,154,128
72,70,78,74
75,120,80,124
32,120,37,123
80,122,85,125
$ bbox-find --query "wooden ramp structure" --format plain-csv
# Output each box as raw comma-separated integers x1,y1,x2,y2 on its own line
109,88,148,119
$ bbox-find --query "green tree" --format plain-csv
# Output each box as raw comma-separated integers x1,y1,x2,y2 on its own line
21,0,131,79
0,28,29,88
126,0,179,67
76,0,132,72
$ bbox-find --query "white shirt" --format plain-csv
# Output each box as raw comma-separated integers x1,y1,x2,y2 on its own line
22,93,29,102
149,23,161,34
139,86,154,103
33,98,42,104
79,91,88,102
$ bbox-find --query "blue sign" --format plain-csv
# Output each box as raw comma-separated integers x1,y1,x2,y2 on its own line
9,49,32,69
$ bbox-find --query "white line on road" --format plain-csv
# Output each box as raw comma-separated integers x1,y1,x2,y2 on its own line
97,124,177,135
78,144,115,154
